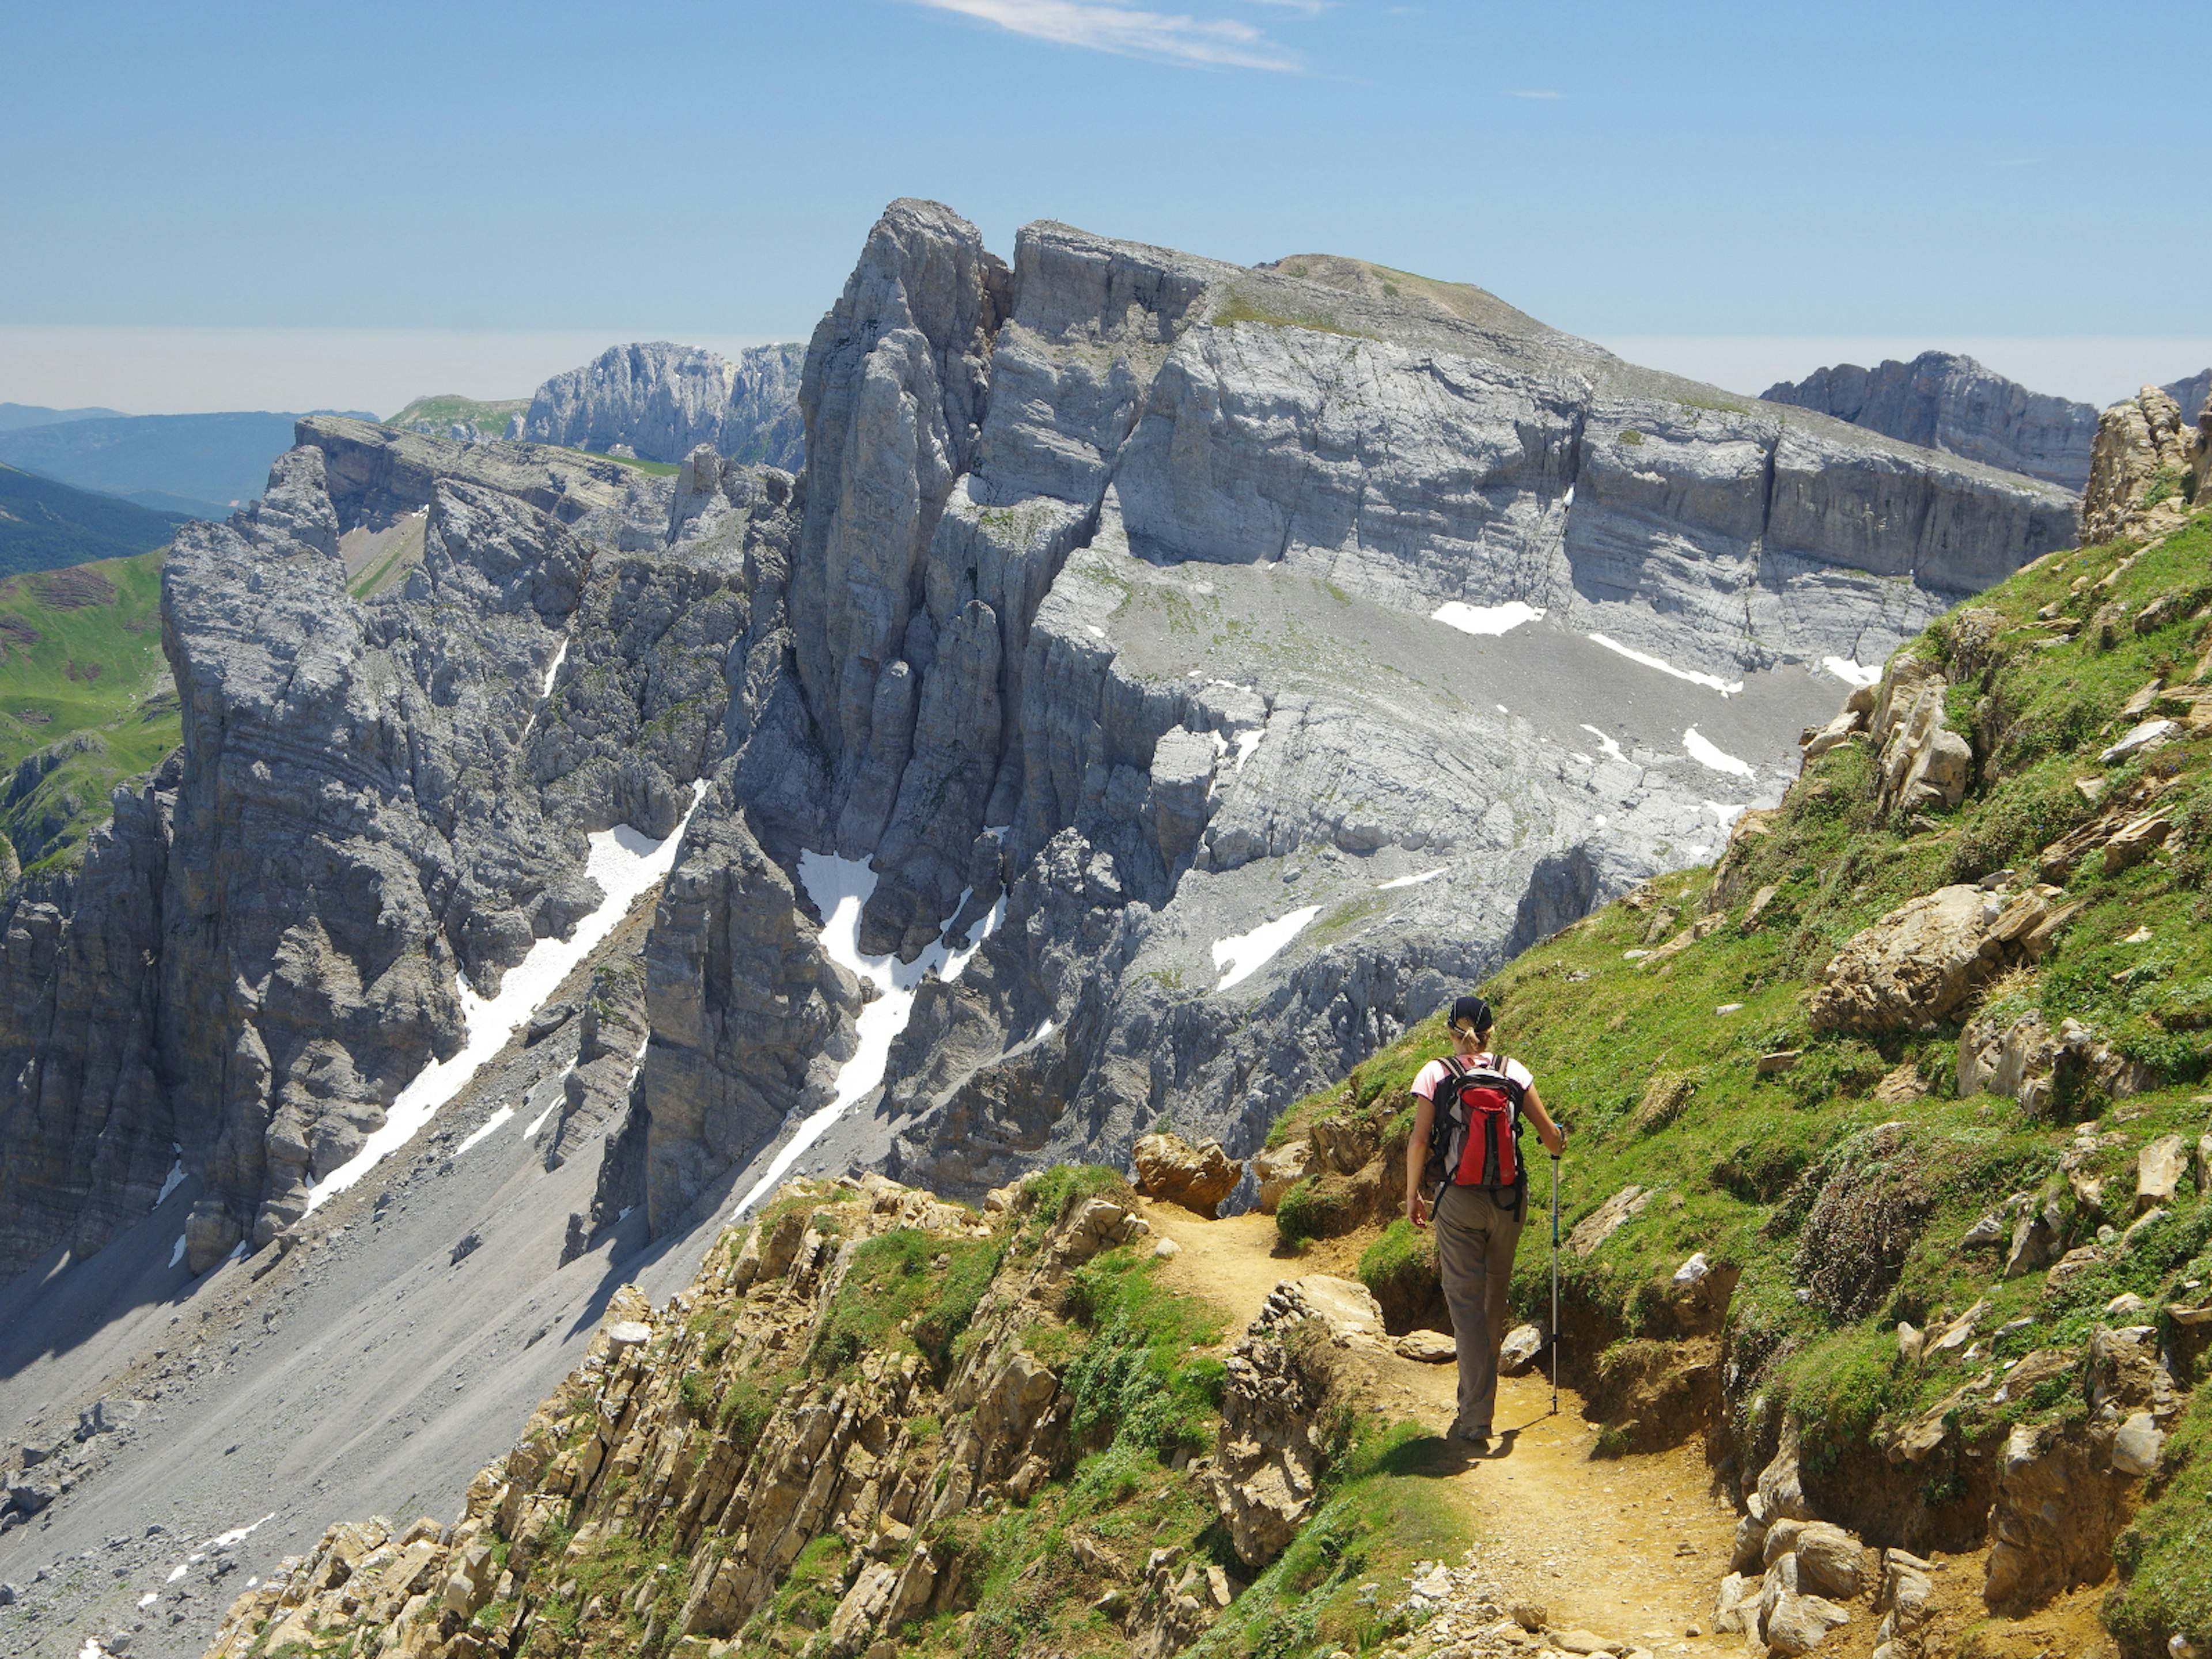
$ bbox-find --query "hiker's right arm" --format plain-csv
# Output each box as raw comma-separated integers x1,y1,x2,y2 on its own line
1405,1093,1434,1228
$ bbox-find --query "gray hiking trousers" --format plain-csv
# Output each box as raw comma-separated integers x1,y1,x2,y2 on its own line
1434,1181,1524,1434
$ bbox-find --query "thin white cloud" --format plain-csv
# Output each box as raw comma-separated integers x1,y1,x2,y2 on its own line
913,0,1303,71
1508,88,1565,99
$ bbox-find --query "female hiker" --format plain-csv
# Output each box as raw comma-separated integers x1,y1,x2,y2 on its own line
1404,994,1565,1449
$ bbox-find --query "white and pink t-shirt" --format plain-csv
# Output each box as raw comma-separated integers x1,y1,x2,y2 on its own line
1412,1053,1534,1102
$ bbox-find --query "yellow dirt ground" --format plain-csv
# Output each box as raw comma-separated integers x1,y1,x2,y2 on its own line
1133,1202,2118,1659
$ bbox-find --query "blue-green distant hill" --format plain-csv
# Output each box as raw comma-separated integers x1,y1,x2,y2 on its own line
0,403,126,432
0,463,189,577
0,409,372,518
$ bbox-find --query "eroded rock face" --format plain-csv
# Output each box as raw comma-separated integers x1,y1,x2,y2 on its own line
2082,383,2209,545
1984,1419,2137,1609
0,199,2095,1277
1811,885,2062,1033
1206,1278,1369,1566
1869,654,1973,817
1957,1010,2156,1116
1132,1131,1243,1217
522,340,806,470
1762,351,2099,490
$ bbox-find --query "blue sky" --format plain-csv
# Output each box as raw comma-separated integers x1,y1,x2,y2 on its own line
6,0,2208,412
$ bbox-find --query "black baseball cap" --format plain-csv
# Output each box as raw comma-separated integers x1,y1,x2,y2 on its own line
1449,995,1493,1034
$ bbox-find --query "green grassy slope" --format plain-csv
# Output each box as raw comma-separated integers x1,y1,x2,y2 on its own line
385,393,530,435
1267,506,2212,1652
0,548,180,872
0,463,188,575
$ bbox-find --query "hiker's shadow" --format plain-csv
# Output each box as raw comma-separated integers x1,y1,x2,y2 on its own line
1392,1425,1526,1476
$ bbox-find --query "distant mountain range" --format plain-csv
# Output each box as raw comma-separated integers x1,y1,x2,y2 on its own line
0,408,374,520
1763,353,2211,491
521,340,806,468
0,461,190,576
0,401,125,432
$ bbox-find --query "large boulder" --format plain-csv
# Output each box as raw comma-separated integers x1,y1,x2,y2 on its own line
1792,1523,1865,1600
1252,1141,1313,1214
1812,885,2065,1033
1132,1132,1243,1218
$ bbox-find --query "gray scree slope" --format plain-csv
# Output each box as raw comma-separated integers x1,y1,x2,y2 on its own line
0,199,2082,1658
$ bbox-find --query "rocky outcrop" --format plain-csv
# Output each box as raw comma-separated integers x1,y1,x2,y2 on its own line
1206,1276,1373,1566
1762,352,2100,490
1131,1130,1242,1217
2082,382,2210,545
1868,653,1973,817
1957,1009,2156,1116
522,341,806,469
194,1172,1327,1659
1809,884,2074,1033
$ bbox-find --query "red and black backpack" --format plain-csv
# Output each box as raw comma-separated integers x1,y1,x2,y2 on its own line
1424,1055,1528,1211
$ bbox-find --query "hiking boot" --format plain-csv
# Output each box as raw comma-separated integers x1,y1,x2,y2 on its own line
1452,1422,1492,1449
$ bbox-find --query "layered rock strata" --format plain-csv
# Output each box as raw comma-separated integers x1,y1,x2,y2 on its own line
1763,352,2101,490
0,198,2089,1280
522,341,806,470
192,1174,1323,1659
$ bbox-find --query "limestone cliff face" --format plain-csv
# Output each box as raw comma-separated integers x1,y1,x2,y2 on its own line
522,341,806,469
0,420,822,1277
1763,351,2101,490
0,200,2094,1279
2081,382,2211,545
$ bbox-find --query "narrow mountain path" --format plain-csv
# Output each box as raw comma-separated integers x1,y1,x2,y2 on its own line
1137,1202,1740,1652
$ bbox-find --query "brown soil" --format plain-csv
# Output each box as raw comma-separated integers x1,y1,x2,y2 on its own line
1133,1200,2120,1659
33,567,118,608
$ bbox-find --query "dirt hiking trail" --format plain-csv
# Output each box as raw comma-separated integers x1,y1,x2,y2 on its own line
1138,1203,1741,1649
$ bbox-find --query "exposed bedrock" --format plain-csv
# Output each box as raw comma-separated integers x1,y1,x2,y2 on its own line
522,340,807,469
1762,351,2102,490
0,199,2096,1278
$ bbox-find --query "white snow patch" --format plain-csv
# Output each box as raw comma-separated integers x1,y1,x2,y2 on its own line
1703,800,1749,830
1683,727,1756,781
1431,599,1546,638
524,1059,575,1138
1579,724,1626,763
540,634,571,699
453,1106,515,1156
168,1234,187,1269
1212,906,1322,992
1593,816,1607,828
1378,868,1448,891
1820,655,1883,688
1569,751,1593,766
732,854,1000,1218
1086,624,1105,638
982,824,1010,840
153,1146,184,1209
942,893,1006,982
1495,703,1509,714
1586,632,1743,696
205,1514,274,1550
137,1593,159,1609
307,782,709,1212
1232,729,1264,772
79,1639,115,1659
165,1564,188,1584
1563,484,1575,507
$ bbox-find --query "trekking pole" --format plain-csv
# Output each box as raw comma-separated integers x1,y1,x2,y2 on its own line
1550,1134,1564,1418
